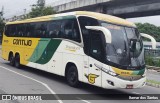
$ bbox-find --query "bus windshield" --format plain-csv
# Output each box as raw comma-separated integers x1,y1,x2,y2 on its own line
101,22,145,69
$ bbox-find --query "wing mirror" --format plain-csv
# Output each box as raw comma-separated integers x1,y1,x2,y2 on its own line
130,39,138,52
85,26,112,43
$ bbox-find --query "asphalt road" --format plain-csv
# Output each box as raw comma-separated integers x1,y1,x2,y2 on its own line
0,58,160,103
147,70,160,82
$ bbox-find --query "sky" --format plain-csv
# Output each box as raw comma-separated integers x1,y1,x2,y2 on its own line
0,0,160,26
0,0,56,18
128,16,160,26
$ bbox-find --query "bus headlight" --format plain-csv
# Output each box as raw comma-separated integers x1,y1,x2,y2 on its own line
101,67,118,77
108,71,117,76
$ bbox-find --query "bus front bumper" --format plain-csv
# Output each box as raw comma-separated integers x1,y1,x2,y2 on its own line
102,73,146,89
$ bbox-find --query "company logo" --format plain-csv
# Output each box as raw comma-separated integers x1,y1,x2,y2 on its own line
65,45,80,52
85,74,99,84
13,39,32,46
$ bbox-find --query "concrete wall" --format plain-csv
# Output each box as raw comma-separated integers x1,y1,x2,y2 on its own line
52,0,160,18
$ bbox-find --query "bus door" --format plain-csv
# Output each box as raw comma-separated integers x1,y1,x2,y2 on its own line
88,31,104,87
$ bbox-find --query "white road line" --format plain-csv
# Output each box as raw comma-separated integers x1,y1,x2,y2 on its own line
132,92,140,94
76,97,91,103
0,66,63,103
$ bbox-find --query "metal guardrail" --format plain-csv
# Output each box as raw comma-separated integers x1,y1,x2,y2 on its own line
145,49,160,57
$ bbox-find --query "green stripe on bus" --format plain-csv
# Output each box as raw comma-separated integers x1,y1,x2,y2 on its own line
132,68,145,75
35,39,62,64
28,38,51,62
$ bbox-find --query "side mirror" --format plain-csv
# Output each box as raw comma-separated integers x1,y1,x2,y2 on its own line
130,39,137,52
85,26,112,43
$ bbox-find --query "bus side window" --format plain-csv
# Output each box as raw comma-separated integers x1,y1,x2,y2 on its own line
29,23,36,37
5,25,10,36
25,23,31,37
34,22,47,38
47,21,62,38
89,31,103,61
62,19,81,43
5,25,14,37
78,16,100,55
16,24,26,37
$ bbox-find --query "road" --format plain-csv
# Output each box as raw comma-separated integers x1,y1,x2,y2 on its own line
147,70,160,82
0,58,159,103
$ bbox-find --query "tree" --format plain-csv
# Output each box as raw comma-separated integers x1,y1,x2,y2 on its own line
136,23,160,42
0,17,5,34
0,7,5,43
29,0,56,18
0,7,5,36
29,6,56,18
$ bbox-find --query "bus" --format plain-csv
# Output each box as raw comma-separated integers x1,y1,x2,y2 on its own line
2,11,146,89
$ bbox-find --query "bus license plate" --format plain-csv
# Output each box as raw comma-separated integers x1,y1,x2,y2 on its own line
126,84,133,89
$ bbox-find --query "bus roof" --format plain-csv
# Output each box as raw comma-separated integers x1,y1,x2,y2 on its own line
6,11,136,27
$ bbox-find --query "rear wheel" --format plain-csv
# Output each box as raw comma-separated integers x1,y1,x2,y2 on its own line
15,54,21,68
66,66,79,87
9,54,14,66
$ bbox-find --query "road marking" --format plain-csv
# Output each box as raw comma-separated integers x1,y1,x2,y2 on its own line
132,92,140,94
0,66,63,103
76,97,91,103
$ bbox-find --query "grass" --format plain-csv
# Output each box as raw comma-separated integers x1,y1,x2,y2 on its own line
147,79,160,85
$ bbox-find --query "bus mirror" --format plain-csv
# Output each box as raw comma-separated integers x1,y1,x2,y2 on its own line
130,39,137,52
85,26,112,43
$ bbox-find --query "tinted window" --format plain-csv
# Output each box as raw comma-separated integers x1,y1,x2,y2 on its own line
26,23,34,37
78,16,100,55
47,20,62,38
90,31,104,61
61,19,81,42
34,22,47,38
5,18,81,41
16,24,26,37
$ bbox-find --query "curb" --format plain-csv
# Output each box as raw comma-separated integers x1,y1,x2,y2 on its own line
146,82,160,88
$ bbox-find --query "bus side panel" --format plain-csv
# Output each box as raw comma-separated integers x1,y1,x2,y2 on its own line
56,41,85,81
2,35,40,66
2,45,14,60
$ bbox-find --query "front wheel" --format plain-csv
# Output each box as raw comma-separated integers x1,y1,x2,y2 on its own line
66,66,79,87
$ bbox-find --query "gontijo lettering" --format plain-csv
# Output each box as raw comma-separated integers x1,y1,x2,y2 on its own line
13,39,32,46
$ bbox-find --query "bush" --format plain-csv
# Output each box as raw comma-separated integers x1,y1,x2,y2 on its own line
145,56,160,67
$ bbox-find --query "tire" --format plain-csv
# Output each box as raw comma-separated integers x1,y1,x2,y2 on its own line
66,66,79,87
9,54,15,66
15,54,21,68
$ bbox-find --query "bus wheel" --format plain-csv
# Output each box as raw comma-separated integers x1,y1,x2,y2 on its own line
9,54,15,66
15,54,21,68
66,66,79,87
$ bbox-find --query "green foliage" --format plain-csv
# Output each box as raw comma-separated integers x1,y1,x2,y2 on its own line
145,56,160,67
0,17,5,35
145,56,154,66
136,23,160,42
29,6,56,18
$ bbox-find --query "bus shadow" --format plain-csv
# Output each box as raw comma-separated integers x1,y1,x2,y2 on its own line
4,62,138,100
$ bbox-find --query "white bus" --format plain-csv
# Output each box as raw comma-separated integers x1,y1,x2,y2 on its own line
2,11,146,89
